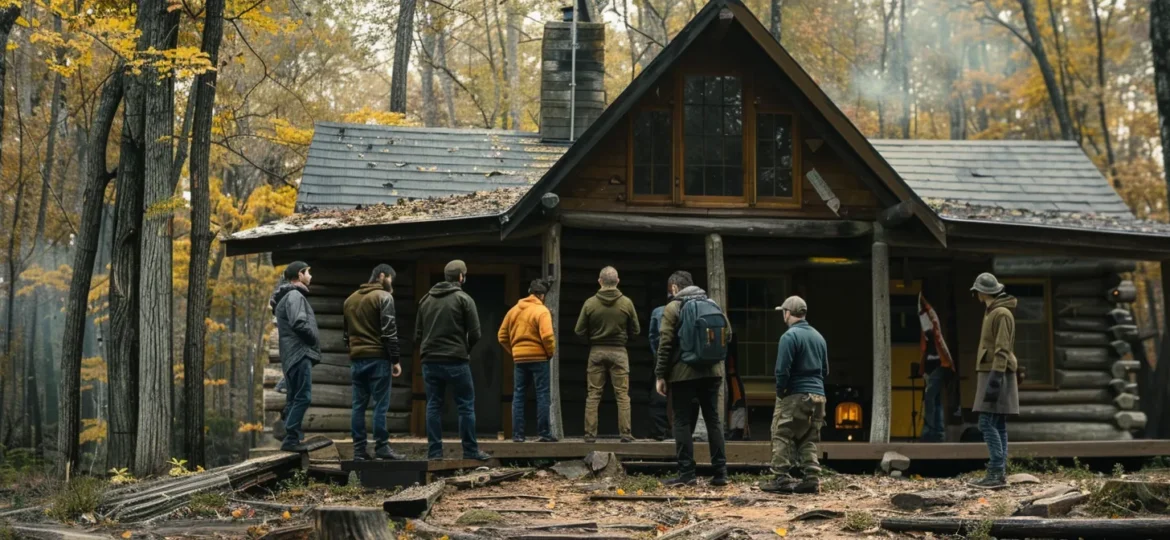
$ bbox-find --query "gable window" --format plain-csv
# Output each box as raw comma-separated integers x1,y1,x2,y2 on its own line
631,110,673,197
683,75,743,198
756,112,796,199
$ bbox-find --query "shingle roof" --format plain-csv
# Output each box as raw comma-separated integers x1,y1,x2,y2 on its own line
871,139,1134,218
296,122,568,211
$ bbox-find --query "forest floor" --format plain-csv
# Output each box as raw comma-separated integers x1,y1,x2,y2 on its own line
3,455,1170,539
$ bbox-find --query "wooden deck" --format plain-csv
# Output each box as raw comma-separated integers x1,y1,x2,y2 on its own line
257,437,1170,463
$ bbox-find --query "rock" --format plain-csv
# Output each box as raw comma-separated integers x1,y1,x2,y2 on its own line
891,470,903,478
881,451,911,473
1007,473,1042,485
584,451,622,478
551,460,591,480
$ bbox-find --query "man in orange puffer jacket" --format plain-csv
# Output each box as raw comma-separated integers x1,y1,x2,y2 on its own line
498,279,558,442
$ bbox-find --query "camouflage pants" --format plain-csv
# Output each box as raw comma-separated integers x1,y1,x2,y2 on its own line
770,393,827,477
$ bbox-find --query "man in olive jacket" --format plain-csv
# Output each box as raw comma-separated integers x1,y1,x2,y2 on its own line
575,266,640,443
415,260,490,461
343,264,404,461
969,272,1019,489
654,270,729,487
270,261,321,453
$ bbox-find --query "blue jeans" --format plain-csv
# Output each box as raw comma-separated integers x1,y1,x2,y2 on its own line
921,369,946,442
513,362,551,440
351,358,393,455
979,412,1009,471
282,359,313,446
423,363,479,459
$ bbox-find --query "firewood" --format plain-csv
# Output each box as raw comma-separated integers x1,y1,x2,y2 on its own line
1014,492,1088,517
890,490,956,511
1019,485,1077,505
314,506,391,540
382,480,446,519
880,517,1170,538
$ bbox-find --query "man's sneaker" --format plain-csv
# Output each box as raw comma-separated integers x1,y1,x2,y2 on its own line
760,476,799,494
352,452,374,462
280,442,310,453
792,478,820,494
710,470,729,487
513,437,526,443
537,436,558,443
465,450,492,461
662,476,698,487
620,436,635,443
969,471,1008,489
376,447,406,461
583,436,596,443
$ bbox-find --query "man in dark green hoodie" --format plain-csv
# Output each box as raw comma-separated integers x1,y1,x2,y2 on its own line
343,264,405,461
575,266,640,443
415,260,491,461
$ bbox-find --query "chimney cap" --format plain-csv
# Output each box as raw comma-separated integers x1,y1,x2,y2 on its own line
561,6,574,21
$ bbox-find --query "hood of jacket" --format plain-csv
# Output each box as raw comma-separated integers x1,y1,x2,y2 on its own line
988,294,1018,313
270,282,307,314
594,288,624,306
674,285,708,301
355,282,388,297
517,295,544,311
428,281,463,297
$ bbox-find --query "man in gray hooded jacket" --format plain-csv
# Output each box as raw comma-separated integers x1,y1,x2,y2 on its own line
271,261,321,452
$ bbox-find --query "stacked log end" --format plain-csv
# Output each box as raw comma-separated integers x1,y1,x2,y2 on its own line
1003,258,1143,441
258,265,415,451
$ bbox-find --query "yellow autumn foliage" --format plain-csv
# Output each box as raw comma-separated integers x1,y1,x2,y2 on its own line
80,418,108,444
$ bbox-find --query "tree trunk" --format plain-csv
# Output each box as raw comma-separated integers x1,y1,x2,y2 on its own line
59,76,123,476
182,0,225,470
770,0,782,43
1153,0,1170,439
506,2,521,129
390,0,418,113
898,0,910,138
0,5,17,444
420,6,438,127
437,23,456,127
1018,0,1075,141
1090,0,1116,183
134,0,177,478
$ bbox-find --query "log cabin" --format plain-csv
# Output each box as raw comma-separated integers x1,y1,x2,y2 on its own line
227,0,1170,456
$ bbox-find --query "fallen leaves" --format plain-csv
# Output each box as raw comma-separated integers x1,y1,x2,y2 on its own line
281,510,291,520
774,527,788,536
615,489,626,496
121,532,132,539
231,508,244,519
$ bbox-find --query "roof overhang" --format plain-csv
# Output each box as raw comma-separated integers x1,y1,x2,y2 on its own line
224,214,502,258
941,218,1170,260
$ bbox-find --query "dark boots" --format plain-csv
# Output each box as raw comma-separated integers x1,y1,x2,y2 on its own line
969,468,1007,489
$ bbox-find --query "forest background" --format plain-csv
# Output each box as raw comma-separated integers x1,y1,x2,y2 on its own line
1,0,1170,478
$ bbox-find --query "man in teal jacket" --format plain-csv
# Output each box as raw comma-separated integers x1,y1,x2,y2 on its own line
762,296,828,494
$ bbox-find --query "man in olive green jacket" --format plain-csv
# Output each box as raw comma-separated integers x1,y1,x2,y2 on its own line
654,270,729,487
969,272,1019,489
575,266,640,442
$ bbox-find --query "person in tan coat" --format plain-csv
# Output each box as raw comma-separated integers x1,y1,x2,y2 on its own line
499,279,557,442
969,272,1020,489
575,266,640,443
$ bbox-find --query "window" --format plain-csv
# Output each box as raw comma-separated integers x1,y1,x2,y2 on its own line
756,112,795,199
1003,282,1054,386
727,276,790,378
631,110,673,196
683,75,743,197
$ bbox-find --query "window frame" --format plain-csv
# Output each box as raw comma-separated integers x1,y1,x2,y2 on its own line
624,71,803,208
1001,278,1056,390
726,273,794,381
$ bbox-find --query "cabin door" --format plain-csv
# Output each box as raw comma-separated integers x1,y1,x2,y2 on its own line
889,280,925,439
412,263,519,439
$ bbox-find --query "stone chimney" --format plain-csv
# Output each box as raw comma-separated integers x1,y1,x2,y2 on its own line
540,5,606,141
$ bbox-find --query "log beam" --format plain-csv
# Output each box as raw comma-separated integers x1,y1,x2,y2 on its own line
871,224,892,443
314,506,391,540
559,211,873,238
878,200,916,228
706,233,727,426
543,223,564,440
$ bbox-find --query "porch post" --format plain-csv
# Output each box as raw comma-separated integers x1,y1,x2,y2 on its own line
870,223,892,443
543,223,565,440
705,233,727,425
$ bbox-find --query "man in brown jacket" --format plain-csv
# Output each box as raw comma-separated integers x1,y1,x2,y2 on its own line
343,264,404,461
575,266,640,443
969,272,1019,489
499,279,557,442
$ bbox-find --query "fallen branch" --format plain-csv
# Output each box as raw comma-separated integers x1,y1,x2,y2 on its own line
449,468,533,489
588,495,726,502
466,494,551,501
880,517,1170,538
408,519,491,540
488,507,555,514
229,498,315,513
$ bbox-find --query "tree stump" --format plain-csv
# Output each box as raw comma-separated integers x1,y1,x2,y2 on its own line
314,506,391,540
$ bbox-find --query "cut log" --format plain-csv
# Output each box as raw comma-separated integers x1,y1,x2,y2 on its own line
314,506,391,540
993,257,1135,277
448,468,533,489
1112,360,1141,379
1114,393,1140,410
1096,480,1170,513
1020,485,1078,505
1111,340,1132,357
1110,324,1139,341
1055,331,1110,347
1014,492,1088,517
1019,389,1111,405
297,407,411,433
1055,297,1117,318
1056,370,1113,389
1057,317,1110,332
264,383,411,412
1109,308,1135,326
382,480,446,519
1110,378,1129,394
1115,411,1148,430
1107,281,1137,303
1056,348,1113,370
1017,404,1119,423
890,490,956,511
1007,422,1132,442
882,517,1169,538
